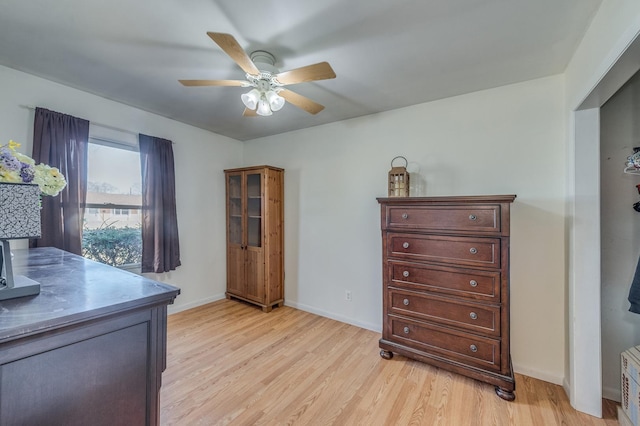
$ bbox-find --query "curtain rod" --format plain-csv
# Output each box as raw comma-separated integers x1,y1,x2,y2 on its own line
20,105,139,137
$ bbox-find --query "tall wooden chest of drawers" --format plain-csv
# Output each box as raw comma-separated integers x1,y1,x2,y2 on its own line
377,195,516,400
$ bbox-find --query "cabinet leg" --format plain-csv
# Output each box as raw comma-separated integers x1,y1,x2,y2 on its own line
379,349,393,360
495,386,515,401
262,305,273,313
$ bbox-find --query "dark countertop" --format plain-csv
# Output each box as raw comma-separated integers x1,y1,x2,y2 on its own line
0,247,180,342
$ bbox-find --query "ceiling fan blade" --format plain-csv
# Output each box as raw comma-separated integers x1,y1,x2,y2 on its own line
275,62,336,85
243,108,258,117
179,79,246,87
207,32,260,76
279,89,325,115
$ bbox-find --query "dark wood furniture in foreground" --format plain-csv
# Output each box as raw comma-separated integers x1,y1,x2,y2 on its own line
377,195,516,400
225,165,284,312
0,247,180,426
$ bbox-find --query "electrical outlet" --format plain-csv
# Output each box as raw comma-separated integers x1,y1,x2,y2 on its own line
345,290,352,301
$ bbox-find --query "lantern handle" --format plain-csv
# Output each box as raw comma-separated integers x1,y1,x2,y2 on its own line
391,156,408,168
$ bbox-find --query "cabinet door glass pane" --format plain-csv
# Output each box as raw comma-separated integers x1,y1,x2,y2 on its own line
246,173,261,247
228,175,242,245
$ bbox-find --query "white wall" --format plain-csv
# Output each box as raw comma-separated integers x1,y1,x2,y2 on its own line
565,1,640,110
4,0,640,400
600,71,640,401
243,75,568,384
0,64,243,313
564,0,640,416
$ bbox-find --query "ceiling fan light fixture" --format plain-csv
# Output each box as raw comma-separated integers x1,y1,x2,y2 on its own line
241,88,260,110
266,90,285,112
180,33,334,118
256,99,273,116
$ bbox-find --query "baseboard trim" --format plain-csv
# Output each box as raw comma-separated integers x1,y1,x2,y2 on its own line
603,384,622,403
510,363,564,386
168,293,226,315
563,377,571,401
168,297,381,332
285,300,381,333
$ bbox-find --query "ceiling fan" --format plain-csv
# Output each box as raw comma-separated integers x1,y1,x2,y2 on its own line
179,32,336,117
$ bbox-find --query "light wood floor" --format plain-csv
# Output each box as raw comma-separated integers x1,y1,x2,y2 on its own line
160,299,619,425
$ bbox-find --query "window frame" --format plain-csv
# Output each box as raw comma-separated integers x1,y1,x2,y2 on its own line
83,137,143,273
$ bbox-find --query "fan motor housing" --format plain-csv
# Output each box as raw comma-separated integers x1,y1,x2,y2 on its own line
250,50,278,74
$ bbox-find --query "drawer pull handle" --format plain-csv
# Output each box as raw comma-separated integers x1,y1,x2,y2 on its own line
469,214,477,221
470,344,478,353
469,247,478,254
403,326,410,334
470,312,478,320
402,270,410,278
403,298,410,306
401,213,409,219
402,242,410,249
470,280,478,287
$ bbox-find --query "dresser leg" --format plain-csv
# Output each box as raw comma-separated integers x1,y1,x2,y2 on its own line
495,386,515,401
379,349,393,360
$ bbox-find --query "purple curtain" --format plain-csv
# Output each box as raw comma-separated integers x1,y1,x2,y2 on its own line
30,107,89,255
139,134,181,273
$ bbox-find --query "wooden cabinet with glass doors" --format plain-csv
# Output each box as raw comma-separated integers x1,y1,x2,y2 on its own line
225,165,284,312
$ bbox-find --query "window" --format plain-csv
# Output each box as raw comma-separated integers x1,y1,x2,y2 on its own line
82,138,142,270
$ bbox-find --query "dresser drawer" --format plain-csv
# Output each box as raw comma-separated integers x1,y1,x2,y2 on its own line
388,316,501,371
388,261,500,301
388,233,501,269
384,205,500,234
388,289,500,336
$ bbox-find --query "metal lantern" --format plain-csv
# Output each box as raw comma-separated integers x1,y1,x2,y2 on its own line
388,156,410,197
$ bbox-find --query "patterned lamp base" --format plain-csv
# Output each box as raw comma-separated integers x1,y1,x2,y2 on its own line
0,183,42,300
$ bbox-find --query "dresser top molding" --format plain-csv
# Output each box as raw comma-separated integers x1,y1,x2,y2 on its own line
377,195,517,204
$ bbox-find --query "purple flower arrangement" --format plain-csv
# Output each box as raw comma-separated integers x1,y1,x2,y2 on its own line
0,140,66,196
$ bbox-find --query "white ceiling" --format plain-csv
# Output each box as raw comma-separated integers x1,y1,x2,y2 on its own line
0,0,602,141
